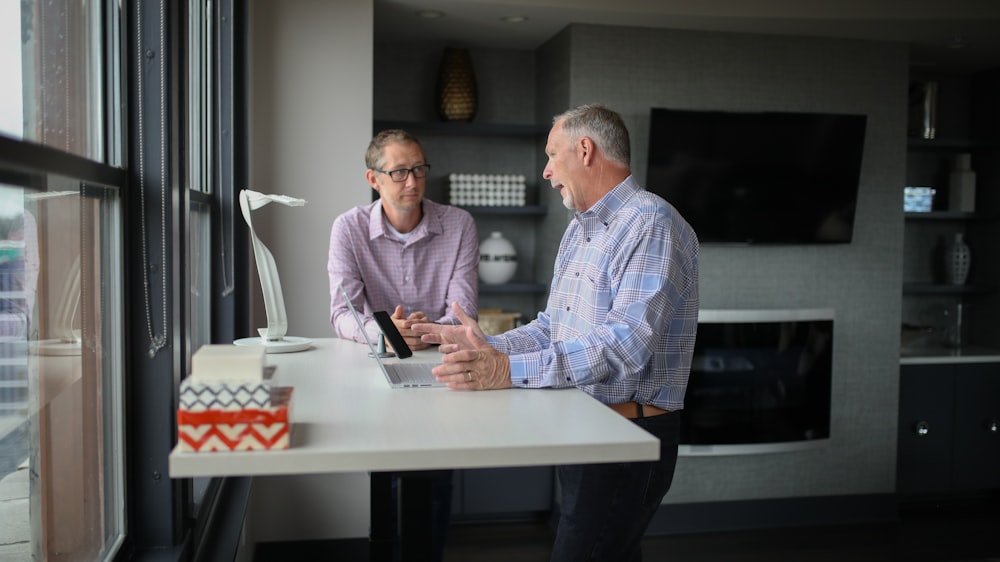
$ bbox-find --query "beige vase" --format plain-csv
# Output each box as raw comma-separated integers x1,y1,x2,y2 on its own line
436,48,477,122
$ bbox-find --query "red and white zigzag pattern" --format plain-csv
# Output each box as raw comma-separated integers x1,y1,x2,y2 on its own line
178,421,289,451
177,404,291,452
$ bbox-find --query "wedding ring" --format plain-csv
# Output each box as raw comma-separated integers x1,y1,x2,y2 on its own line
466,371,473,382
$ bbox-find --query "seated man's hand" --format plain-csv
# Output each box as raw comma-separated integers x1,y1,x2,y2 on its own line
411,301,486,353
391,305,431,351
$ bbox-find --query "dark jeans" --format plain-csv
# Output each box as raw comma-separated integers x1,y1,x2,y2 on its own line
551,410,681,562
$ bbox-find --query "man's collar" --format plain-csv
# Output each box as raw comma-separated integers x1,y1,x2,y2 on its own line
575,175,639,224
369,199,442,240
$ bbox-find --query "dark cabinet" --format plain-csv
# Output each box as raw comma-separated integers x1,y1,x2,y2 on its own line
952,369,1000,490
897,365,955,495
452,466,554,519
898,363,1000,496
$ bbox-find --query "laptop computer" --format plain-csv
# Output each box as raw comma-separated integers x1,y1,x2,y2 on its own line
339,283,445,388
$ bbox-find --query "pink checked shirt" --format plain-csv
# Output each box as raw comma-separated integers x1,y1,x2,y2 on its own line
328,198,479,344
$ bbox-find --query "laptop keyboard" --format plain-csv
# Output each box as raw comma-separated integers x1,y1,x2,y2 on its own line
387,363,438,385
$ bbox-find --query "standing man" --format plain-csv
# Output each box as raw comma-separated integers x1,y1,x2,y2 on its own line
328,128,479,561
414,104,699,562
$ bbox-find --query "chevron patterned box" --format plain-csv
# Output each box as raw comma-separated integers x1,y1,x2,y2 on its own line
177,386,293,452
180,379,275,411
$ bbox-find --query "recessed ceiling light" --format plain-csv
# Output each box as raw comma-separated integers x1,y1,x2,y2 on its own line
500,15,528,24
416,10,445,19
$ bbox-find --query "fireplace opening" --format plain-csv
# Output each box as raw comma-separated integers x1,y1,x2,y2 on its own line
680,309,834,456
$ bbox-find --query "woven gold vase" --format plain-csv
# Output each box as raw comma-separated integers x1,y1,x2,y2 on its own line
436,48,477,122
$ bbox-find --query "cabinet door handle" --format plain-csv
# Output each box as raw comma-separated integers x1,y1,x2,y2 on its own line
987,419,999,434
914,421,930,436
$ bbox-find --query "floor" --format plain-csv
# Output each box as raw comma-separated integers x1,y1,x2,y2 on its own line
0,414,29,561
253,498,1000,562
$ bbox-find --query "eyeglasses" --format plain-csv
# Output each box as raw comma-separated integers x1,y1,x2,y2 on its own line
372,164,431,182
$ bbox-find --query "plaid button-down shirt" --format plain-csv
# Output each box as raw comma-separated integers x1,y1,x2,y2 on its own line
489,176,699,411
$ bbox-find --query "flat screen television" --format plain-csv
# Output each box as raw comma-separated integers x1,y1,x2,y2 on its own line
680,309,833,456
646,108,867,244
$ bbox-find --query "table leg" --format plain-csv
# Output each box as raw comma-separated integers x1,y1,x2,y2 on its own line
398,473,434,562
370,472,394,562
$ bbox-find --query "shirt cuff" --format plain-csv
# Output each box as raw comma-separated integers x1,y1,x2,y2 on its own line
508,356,538,388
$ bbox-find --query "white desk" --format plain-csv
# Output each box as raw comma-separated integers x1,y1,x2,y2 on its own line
169,338,659,476
168,338,660,560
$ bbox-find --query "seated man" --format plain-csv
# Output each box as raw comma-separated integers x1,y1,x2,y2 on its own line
327,128,479,561
329,128,478,348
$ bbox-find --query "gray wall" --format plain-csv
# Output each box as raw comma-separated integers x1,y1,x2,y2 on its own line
375,24,909,504
538,24,907,503
246,0,374,542
248,0,373,340
251,9,911,539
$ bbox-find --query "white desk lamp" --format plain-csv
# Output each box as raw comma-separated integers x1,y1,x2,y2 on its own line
233,189,312,353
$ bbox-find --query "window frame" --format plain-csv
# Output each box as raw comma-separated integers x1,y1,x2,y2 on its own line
2,0,252,558
0,140,128,561
120,0,251,559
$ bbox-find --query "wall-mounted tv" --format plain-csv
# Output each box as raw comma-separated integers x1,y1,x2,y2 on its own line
680,309,834,456
646,108,867,244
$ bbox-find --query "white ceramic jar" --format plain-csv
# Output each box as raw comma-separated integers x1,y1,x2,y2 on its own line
479,231,517,284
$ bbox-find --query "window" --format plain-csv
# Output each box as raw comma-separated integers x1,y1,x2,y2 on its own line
1,0,126,559
1,0,248,560
19,180,124,561
0,166,126,562
1,0,111,163
186,0,213,374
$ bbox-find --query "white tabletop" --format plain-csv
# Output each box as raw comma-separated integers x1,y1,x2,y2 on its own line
169,338,660,478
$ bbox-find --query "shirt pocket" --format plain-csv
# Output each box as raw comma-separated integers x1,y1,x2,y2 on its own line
559,258,613,326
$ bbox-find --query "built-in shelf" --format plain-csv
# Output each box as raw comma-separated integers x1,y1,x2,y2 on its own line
373,120,549,137
371,119,552,305
904,211,995,221
900,346,1000,365
479,283,546,294
907,137,982,151
460,205,546,216
902,283,994,295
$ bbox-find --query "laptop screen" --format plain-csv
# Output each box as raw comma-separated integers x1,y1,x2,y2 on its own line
338,283,383,358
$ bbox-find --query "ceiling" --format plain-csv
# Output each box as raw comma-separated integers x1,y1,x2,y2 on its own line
374,0,1000,73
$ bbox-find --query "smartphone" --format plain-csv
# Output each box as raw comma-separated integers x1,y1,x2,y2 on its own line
372,310,413,359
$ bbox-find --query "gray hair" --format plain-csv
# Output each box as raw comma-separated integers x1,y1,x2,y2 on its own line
365,129,424,170
553,104,631,167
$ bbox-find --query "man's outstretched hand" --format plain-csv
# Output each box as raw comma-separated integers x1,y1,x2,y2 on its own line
413,302,484,352
412,302,511,390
